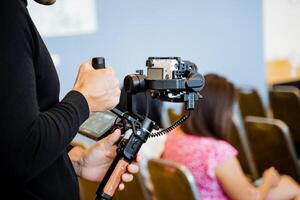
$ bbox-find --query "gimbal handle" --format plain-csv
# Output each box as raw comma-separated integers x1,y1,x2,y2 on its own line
91,57,123,117
91,57,133,200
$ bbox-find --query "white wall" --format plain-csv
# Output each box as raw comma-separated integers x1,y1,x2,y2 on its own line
40,0,265,100
263,0,300,66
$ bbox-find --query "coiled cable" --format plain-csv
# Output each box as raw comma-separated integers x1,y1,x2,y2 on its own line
149,110,190,138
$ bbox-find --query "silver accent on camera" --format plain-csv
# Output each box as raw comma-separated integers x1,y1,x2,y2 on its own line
147,58,179,80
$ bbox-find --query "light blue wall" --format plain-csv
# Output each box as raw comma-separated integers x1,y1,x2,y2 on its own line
44,0,265,101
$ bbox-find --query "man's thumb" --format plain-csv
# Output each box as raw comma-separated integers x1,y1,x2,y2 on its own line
106,129,121,146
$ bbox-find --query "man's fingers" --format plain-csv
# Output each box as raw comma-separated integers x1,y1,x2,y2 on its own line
94,129,121,151
122,173,133,182
135,154,142,163
106,129,121,146
81,60,93,71
118,183,125,191
127,163,139,174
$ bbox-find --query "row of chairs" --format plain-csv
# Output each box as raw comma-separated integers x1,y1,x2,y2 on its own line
116,85,300,200
149,85,300,200
232,85,300,182
79,158,200,200
162,85,300,199
79,85,300,200
167,86,300,182
238,85,300,145
114,159,200,200
237,85,300,153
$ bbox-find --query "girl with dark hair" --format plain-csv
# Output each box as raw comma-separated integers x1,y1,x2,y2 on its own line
162,73,300,200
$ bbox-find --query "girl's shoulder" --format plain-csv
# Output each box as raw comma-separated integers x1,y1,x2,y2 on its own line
201,137,238,178
174,133,232,147
199,137,238,156
167,131,237,154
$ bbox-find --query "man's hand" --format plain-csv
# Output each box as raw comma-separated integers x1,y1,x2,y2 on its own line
72,60,121,112
69,130,140,190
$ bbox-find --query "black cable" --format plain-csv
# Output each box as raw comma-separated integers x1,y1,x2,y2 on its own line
149,110,190,138
145,92,149,117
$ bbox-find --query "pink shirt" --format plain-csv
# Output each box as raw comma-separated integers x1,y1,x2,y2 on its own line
162,130,238,200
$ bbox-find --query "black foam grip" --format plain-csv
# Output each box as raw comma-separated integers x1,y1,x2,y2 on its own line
91,57,120,116
92,57,106,69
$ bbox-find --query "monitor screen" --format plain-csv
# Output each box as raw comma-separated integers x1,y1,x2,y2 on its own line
79,111,118,140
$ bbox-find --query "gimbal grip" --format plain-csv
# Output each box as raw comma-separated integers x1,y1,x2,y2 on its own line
91,57,122,117
91,56,127,199
102,159,129,197
92,57,106,69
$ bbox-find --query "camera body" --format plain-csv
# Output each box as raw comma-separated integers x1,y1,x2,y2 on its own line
124,57,204,110
146,57,197,80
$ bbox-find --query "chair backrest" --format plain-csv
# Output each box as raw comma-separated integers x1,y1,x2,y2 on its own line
226,117,258,179
244,116,300,182
269,86,300,153
148,159,200,200
78,177,98,200
236,87,266,119
167,108,181,124
113,172,152,200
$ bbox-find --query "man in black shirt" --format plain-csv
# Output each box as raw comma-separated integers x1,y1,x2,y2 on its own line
0,0,139,199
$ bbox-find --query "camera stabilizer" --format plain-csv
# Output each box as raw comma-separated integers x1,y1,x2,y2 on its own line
90,57,205,200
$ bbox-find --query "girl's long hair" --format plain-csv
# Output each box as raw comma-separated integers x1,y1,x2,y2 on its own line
181,73,235,139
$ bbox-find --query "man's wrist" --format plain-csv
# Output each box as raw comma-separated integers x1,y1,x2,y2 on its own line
72,86,92,112
68,146,86,177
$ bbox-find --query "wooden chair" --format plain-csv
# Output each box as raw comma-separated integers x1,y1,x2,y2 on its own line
244,116,300,182
113,172,152,200
236,87,267,119
148,158,200,200
167,108,181,124
78,177,98,200
226,117,258,179
269,85,300,155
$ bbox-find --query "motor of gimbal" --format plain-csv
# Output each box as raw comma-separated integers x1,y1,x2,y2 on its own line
87,57,204,200
124,57,204,111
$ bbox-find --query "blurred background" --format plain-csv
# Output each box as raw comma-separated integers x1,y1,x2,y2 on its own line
28,0,265,100
27,1,300,199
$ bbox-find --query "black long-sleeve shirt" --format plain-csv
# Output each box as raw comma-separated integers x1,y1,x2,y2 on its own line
0,0,90,199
